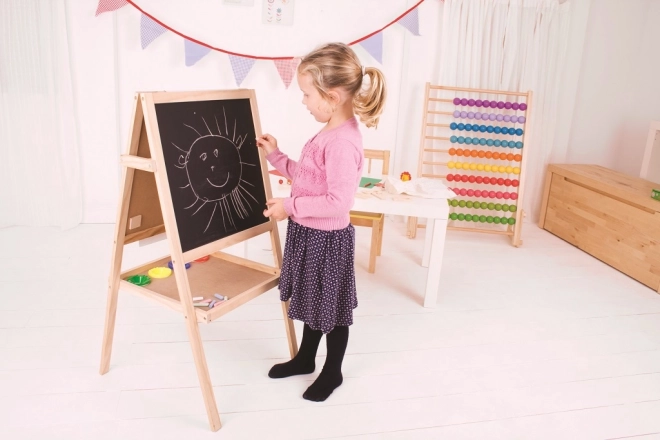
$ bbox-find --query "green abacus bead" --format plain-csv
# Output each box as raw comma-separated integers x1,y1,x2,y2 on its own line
464,214,472,221
466,201,474,208
449,213,458,220
510,205,517,212
480,202,488,209
457,213,465,221
479,215,487,222
459,200,467,208
487,203,495,210
508,217,516,225
473,216,480,222
486,216,494,223
450,199,459,207
493,217,501,224
495,203,502,211
502,204,509,211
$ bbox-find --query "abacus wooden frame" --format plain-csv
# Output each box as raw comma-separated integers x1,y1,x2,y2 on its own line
407,83,533,247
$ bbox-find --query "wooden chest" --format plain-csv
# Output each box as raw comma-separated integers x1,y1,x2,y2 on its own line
539,164,660,291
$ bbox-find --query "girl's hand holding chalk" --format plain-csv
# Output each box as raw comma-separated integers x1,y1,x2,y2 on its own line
256,133,278,155
263,198,288,221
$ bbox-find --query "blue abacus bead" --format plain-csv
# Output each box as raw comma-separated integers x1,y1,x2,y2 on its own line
457,123,465,130
460,98,468,106
509,141,516,149
501,140,509,148
509,127,517,135
494,140,502,147
479,125,487,132
486,139,494,146
457,136,465,144
516,128,523,136
516,141,523,149
465,123,473,131
479,138,487,145
450,122,458,130
467,137,474,145
494,127,502,134
486,126,494,133
453,98,461,105
450,136,458,143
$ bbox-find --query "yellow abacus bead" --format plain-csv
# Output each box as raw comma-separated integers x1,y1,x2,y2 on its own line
513,167,521,175
448,161,455,169
462,162,470,170
484,164,492,172
477,164,485,171
469,163,477,170
506,166,513,174
498,166,506,173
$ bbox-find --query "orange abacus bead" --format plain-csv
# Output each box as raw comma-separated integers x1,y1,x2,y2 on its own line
456,149,464,156
485,151,493,159
492,152,500,160
478,151,486,158
470,150,478,157
514,154,522,161
506,153,514,161
449,148,456,155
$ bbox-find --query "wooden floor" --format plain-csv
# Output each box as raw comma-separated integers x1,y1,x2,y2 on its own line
1,218,660,439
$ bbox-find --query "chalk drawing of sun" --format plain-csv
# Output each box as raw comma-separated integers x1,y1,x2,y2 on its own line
170,109,258,233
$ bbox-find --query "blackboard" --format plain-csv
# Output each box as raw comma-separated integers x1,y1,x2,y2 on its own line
155,98,268,253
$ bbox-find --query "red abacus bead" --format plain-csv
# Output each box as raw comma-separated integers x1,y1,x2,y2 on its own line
461,175,469,182
496,191,503,199
446,174,454,182
279,179,283,184
475,190,483,197
504,179,512,186
486,191,494,198
497,178,505,185
512,180,520,187
467,189,475,197
503,192,511,199
483,177,491,184
475,176,484,184
460,188,468,196
468,175,476,183
511,193,518,200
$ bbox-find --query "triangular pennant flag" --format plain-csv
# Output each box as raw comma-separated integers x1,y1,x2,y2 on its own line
273,59,299,89
184,40,211,66
229,55,256,86
359,32,383,64
140,14,167,49
95,0,128,16
398,8,420,36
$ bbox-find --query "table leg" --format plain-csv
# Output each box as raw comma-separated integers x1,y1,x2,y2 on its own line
423,218,448,308
422,218,434,267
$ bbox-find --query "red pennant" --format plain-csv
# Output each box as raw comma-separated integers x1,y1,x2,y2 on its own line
95,0,129,16
273,59,300,89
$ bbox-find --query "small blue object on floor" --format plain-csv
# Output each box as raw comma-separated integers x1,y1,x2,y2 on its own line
168,261,191,270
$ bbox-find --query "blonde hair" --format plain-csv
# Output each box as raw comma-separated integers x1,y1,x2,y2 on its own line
298,42,387,128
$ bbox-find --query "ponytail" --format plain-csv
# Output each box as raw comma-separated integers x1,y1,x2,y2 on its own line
353,67,387,128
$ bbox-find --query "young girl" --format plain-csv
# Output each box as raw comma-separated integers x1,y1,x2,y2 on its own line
256,42,386,402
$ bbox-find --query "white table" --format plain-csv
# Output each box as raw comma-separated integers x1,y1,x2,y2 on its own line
271,179,450,308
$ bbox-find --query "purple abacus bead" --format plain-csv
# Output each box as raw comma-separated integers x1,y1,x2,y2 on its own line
468,99,475,106
518,116,526,123
489,113,497,121
512,103,520,110
460,98,468,106
453,98,461,105
504,102,512,109
489,101,498,108
460,111,468,118
467,112,475,119
453,110,461,118
503,115,511,122
497,101,505,109
520,103,528,111
496,114,504,122
510,116,519,123
474,112,482,120
475,99,483,107
482,100,490,107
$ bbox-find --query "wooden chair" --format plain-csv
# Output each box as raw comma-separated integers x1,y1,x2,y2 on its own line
350,149,390,273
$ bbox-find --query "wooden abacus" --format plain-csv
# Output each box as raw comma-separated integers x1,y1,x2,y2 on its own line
407,83,533,247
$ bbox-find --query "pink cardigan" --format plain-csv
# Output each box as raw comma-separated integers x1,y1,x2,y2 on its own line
266,117,364,230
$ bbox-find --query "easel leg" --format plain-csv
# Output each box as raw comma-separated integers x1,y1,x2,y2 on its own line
99,279,120,374
281,299,298,358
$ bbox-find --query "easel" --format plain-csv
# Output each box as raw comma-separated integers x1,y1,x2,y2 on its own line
407,83,533,247
99,90,297,431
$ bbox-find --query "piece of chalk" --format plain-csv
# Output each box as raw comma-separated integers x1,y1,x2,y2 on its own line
209,300,217,308
192,296,204,301
193,303,208,307
213,301,223,308
214,293,224,300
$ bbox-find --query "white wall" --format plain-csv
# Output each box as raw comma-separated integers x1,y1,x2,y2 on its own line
567,0,660,178
67,0,442,223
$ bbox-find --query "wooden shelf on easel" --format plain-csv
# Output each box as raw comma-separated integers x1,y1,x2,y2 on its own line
120,251,280,324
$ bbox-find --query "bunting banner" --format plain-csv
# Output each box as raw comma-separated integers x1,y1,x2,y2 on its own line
359,33,383,64
184,40,212,66
398,8,420,36
273,59,299,89
229,55,257,86
140,14,167,49
95,0,128,16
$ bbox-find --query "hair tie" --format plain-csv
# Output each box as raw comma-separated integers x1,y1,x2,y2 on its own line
361,65,366,76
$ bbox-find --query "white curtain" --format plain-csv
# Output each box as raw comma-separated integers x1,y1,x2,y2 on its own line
438,0,571,221
0,0,82,228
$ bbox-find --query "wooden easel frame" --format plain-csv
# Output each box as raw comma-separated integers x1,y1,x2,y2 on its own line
407,83,533,247
99,90,297,431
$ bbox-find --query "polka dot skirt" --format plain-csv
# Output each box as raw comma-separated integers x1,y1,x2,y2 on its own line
279,219,358,334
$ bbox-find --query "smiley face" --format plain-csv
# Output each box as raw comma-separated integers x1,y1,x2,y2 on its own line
186,135,241,201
